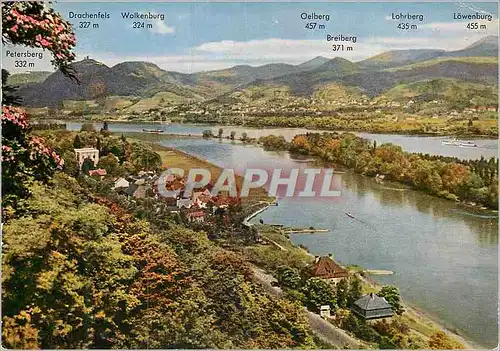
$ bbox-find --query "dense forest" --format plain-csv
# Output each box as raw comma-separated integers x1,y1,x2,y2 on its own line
2,113,320,348
1,3,318,348
259,133,498,209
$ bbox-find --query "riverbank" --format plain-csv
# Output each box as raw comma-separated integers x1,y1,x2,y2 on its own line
127,129,499,213
257,225,476,349
150,140,476,349
51,116,498,138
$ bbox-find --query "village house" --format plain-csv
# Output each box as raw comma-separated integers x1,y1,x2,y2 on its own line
121,184,150,199
176,198,193,208
88,168,107,179
185,209,206,223
352,293,394,320
310,255,349,284
113,177,130,190
74,148,99,169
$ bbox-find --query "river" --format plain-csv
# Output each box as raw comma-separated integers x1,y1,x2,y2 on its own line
66,122,498,347
66,122,498,160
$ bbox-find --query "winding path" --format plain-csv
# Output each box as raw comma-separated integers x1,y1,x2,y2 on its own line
251,266,367,349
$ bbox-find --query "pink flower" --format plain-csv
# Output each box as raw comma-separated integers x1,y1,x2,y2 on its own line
10,25,18,33
40,39,51,47
2,145,13,152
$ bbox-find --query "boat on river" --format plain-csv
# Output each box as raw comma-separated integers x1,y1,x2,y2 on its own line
142,128,164,134
442,138,477,147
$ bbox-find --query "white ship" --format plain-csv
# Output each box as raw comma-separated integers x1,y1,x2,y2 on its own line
441,138,478,147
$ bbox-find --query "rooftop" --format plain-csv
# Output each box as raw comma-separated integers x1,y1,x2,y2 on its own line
74,147,99,152
311,256,349,279
354,293,393,311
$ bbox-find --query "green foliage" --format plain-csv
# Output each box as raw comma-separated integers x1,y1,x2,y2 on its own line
428,331,464,349
262,132,498,208
300,277,336,312
73,134,83,148
336,278,349,308
378,285,404,315
81,157,95,174
202,129,214,138
2,167,319,349
80,123,96,132
130,142,161,171
259,135,289,150
341,313,380,344
275,266,302,289
2,106,64,211
347,274,363,307
97,153,121,176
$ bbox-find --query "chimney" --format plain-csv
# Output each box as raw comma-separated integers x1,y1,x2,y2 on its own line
315,255,319,263
328,253,333,259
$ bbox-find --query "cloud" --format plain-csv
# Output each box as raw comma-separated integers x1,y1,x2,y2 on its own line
420,19,498,36
150,18,175,34
194,38,351,61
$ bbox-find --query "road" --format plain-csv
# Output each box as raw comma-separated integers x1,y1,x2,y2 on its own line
251,266,367,349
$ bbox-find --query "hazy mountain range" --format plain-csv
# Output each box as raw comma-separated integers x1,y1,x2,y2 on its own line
11,35,499,107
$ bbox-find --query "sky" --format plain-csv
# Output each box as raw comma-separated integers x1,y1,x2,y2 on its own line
2,1,498,73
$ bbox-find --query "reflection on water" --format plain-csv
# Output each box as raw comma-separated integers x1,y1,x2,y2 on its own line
152,136,497,348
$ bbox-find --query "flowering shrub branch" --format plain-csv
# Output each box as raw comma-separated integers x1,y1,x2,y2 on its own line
2,106,64,208
2,1,77,80
1,2,76,209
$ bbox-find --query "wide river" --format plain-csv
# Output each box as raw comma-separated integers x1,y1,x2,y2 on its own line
66,122,498,160
67,122,498,347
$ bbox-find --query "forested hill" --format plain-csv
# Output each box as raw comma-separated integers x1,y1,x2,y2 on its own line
1,126,320,349
13,35,499,107
2,170,318,349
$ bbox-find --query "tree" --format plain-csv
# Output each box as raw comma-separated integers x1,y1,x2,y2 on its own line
300,277,336,312
2,69,22,106
241,132,248,141
275,266,302,289
230,131,236,140
441,163,468,193
218,128,223,138
73,134,83,148
130,143,161,171
202,129,213,138
428,331,464,349
2,107,64,208
378,285,404,315
290,135,311,154
80,123,96,132
97,153,121,176
81,157,94,174
1,1,76,210
336,278,349,308
346,274,362,307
